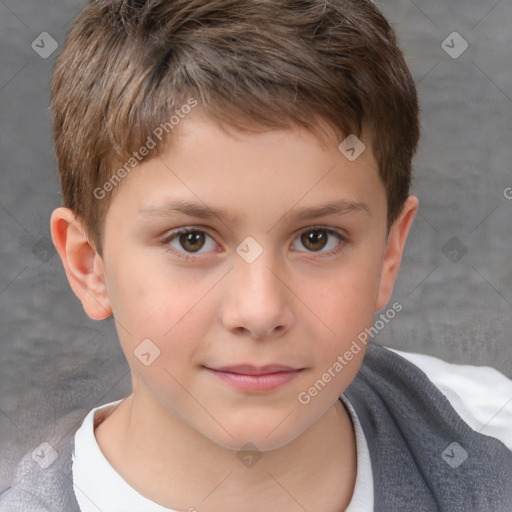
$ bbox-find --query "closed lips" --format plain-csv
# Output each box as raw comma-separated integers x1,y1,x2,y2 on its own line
207,365,301,375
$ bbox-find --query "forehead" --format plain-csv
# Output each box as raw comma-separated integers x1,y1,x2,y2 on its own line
104,110,384,226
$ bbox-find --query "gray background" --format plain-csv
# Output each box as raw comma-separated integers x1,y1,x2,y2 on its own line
1,0,511,491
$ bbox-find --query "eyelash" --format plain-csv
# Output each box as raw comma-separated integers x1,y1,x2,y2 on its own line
160,226,348,262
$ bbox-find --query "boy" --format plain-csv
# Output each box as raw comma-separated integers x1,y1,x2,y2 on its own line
2,0,512,510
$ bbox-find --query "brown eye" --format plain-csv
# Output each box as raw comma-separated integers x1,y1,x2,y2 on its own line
178,231,206,252
291,227,345,256
162,228,218,260
301,230,329,251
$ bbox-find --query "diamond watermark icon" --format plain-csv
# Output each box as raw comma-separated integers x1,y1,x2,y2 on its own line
32,238,56,263
338,135,366,162
441,442,468,469
441,32,468,59
134,338,161,366
442,237,468,263
31,32,58,59
236,236,263,264
31,442,58,469
237,442,263,468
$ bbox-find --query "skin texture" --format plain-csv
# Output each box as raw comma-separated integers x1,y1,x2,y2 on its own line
51,109,418,511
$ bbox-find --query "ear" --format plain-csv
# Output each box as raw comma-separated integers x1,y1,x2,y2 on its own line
50,207,112,320
375,195,418,311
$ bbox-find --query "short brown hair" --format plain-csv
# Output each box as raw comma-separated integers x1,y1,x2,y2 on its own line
51,0,420,255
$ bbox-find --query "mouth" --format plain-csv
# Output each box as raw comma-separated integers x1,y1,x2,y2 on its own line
210,364,300,375
203,364,304,392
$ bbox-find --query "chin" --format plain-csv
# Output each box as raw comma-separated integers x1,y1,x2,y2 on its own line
203,414,308,453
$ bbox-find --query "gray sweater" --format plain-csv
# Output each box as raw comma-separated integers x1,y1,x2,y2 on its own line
1,343,511,511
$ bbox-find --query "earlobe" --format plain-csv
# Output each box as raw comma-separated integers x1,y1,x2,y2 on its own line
50,207,112,320
375,196,418,311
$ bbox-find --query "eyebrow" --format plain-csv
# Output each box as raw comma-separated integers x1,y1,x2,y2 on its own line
138,198,370,224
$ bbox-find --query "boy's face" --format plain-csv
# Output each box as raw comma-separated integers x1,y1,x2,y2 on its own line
53,109,416,451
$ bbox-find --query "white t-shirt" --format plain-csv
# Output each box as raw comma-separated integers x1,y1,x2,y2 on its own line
72,349,512,512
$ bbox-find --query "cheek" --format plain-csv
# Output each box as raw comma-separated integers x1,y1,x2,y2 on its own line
106,251,207,329
298,253,383,393
102,262,194,372
308,260,381,334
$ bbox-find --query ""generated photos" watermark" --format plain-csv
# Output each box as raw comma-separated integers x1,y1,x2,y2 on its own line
93,97,198,200
298,302,402,405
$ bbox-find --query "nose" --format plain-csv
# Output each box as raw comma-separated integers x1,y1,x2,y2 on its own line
220,251,295,340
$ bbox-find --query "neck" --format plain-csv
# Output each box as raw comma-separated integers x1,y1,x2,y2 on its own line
95,391,357,512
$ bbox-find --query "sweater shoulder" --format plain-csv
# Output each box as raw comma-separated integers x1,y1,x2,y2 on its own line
0,409,88,512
